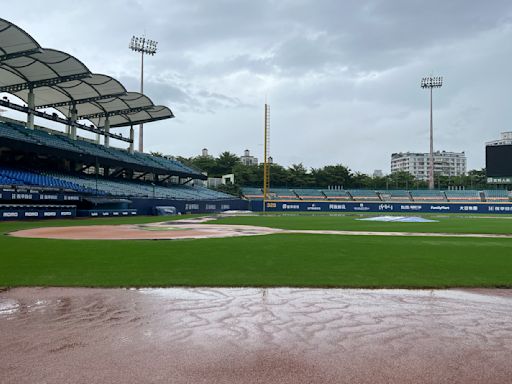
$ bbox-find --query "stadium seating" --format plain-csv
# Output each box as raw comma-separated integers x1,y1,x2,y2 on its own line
347,189,380,201
321,189,351,200
0,165,231,200
444,190,482,202
240,187,264,200
293,188,325,199
409,190,444,202
0,124,203,177
269,187,298,200
483,189,509,202
0,165,92,191
377,190,410,201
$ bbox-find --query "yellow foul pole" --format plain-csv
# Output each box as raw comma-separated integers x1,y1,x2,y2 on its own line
263,104,270,211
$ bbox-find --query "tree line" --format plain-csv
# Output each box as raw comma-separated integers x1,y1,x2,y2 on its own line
151,151,488,190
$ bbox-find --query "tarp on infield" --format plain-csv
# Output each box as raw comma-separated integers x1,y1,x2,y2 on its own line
151,206,177,216
356,216,438,222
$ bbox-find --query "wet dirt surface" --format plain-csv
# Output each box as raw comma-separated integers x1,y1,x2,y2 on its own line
1,287,512,383
8,222,512,240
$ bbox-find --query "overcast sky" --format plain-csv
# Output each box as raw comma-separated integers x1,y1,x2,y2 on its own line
3,0,512,174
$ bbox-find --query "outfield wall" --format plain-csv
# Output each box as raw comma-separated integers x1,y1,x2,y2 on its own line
0,205,76,220
129,198,249,215
251,200,512,214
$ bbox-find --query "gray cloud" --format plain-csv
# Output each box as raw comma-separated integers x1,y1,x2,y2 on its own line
2,0,512,173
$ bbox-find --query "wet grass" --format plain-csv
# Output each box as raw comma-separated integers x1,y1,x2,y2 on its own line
214,214,512,234
1,215,512,288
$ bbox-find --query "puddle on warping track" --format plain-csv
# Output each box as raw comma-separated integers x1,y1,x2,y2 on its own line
1,287,512,384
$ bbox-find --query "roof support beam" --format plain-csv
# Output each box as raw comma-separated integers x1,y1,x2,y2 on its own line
36,92,128,109
26,86,35,130
0,98,132,143
106,114,175,129
0,73,93,93
78,105,154,120
0,47,44,61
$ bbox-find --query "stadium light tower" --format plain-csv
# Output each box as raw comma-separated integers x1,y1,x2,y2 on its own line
129,34,158,153
421,75,443,190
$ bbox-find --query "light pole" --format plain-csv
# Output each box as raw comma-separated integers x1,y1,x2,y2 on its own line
421,75,443,190
129,35,158,153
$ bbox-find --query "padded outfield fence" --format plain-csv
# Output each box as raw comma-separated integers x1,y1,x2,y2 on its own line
252,200,512,214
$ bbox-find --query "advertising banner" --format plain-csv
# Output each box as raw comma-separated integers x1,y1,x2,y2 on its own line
0,189,81,202
77,209,137,217
252,200,512,214
0,208,76,220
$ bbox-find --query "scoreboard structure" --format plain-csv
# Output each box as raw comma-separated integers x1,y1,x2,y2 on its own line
486,133,512,184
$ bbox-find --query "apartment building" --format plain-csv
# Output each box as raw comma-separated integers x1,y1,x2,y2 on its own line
391,151,467,180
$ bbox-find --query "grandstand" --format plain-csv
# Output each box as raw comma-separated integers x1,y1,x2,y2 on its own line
409,190,444,202
483,189,509,202
378,190,410,201
269,187,298,200
0,18,246,219
240,187,264,200
293,188,325,199
321,189,351,200
347,189,380,201
444,190,481,202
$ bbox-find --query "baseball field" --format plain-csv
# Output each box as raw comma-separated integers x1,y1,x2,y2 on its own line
1,213,512,288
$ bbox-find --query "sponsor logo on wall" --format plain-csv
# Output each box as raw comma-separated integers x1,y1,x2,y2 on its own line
282,204,300,210
354,203,370,211
430,206,449,210
307,203,321,211
329,204,346,210
60,212,72,216
43,212,57,217
24,212,39,217
3,212,18,217
401,205,422,210
488,206,512,211
40,194,58,200
378,204,393,211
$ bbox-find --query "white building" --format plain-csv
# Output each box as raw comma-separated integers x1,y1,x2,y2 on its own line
201,148,214,159
239,149,258,165
391,151,467,180
486,131,512,146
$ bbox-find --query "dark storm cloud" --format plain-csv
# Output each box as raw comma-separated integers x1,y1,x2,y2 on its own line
2,0,512,172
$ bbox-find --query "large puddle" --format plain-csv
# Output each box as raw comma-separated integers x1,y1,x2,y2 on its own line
1,287,512,383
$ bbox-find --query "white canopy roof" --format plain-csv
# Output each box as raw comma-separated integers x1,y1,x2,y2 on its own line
89,105,175,128
0,18,175,129
0,18,42,61
0,48,92,93
12,74,127,109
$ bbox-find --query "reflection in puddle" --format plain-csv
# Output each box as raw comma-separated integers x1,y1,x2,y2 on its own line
1,287,512,383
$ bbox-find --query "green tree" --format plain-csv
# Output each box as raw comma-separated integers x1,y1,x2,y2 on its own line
232,163,261,186
287,163,313,187
216,151,240,176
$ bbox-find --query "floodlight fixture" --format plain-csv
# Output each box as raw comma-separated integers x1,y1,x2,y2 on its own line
129,33,158,152
421,74,443,190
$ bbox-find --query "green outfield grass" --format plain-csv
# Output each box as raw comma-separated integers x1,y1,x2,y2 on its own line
1,214,512,288
215,214,512,234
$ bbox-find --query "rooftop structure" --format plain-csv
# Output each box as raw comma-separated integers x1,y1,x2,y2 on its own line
486,132,512,147
240,149,258,166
